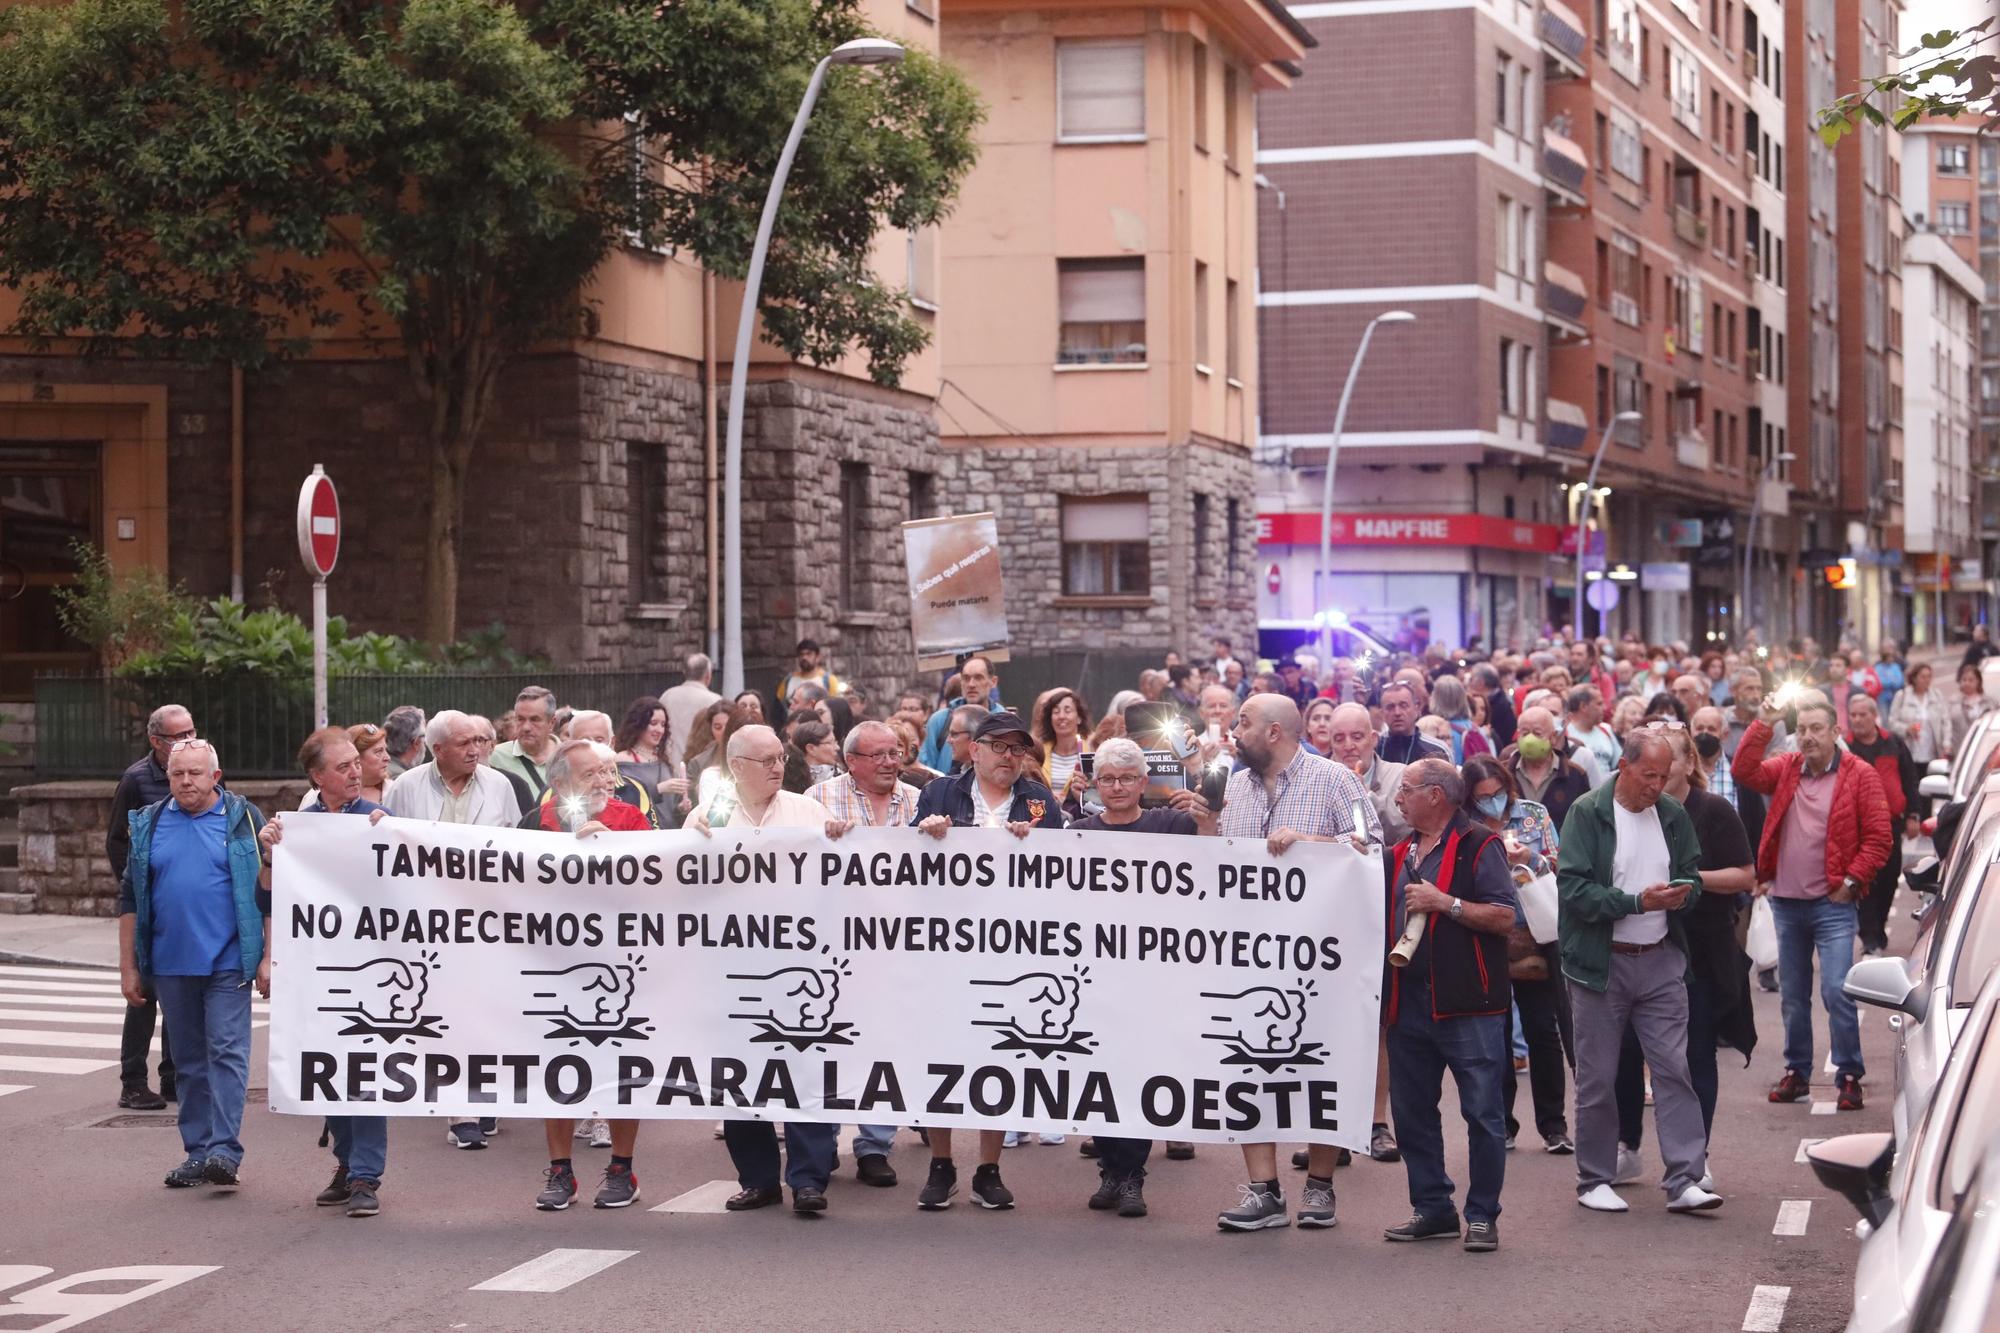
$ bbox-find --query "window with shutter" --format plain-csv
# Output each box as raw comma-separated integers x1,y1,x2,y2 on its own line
1058,258,1147,364
1057,40,1146,142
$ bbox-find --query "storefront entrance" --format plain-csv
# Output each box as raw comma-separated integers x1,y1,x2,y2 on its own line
0,444,101,700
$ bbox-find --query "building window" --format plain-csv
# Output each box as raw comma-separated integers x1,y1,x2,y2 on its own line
1669,43,1702,134
1498,338,1532,419
908,470,937,521
1936,201,1971,235
1613,355,1644,444
620,112,672,255
1057,39,1146,143
1609,108,1644,181
1222,63,1240,168
839,462,871,611
1061,496,1151,596
1192,492,1211,598
1610,231,1642,325
1606,0,1641,83
626,442,664,603
1194,260,1210,367
906,226,939,309
1496,194,1517,275
1191,40,1208,151
1225,497,1241,581
1224,278,1241,379
1058,258,1146,364
1937,141,1971,175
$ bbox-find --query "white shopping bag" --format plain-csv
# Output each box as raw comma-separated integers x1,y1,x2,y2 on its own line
1748,895,1779,971
1519,871,1560,945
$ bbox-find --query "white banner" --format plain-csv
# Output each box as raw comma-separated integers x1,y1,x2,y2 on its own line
268,816,1384,1148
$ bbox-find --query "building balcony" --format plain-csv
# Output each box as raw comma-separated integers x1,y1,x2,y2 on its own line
1540,0,1588,78
1676,432,1708,470
1543,261,1588,336
1543,130,1588,205
1547,397,1590,450
1673,208,1708,249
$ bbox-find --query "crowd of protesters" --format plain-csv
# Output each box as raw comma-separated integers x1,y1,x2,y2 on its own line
108,626,1974,1246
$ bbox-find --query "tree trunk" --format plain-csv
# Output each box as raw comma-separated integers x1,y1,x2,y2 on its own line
416,312,504,647
422,438,465,644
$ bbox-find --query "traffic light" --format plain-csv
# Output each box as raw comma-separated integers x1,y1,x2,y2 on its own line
1822,558,1856,590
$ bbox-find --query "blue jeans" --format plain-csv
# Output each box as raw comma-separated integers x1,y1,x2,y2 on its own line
726,1119,837,1193
853,1124,897,1158
153,971,252,1166
1771,895,1865,1079
1387,978,1509,1224
328,1116,388,1183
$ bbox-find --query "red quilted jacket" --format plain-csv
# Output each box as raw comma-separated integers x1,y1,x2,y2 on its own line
1731,720,1893,894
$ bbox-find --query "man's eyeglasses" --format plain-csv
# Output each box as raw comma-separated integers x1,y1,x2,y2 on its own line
168,738,209,753
848,749,899,763
735,754,785,769
154,727,197,743
1642,718,1687,731
980,741,1034,758
1095,772,1144,787
947,729,973,740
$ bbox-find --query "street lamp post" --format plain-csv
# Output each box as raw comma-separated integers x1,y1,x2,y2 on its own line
1739,449,1799,644
721,38,905,698
1572,411,1643,644
1316,310,1415,665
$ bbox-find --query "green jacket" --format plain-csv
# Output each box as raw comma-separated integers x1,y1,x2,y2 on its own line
1555,780,1703,993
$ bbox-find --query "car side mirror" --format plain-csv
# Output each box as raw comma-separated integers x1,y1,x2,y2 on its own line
1920,774,1953,799
1927,759,1951,776
1845,955,1927,1021
1808,1132,1896,1228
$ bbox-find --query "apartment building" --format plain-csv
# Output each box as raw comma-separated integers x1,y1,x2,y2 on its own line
1899,225,1983,642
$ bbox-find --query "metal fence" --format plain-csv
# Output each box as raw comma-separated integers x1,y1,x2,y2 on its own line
34,670,677,779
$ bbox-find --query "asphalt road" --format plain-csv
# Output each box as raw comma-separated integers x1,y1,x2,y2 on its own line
0,920,1902,1332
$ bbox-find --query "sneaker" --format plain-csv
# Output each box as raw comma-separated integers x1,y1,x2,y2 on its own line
1667,1184,1724,1213
1463,1219,1498,1252
202,1156,239,1189
918,1160,958,1210
1297,1177,1337,1229
594,1163,640,1209
573,1119,594,1141
1116,1177,1148,1218
1002,1131,1025,1149
344,1178,380,1218
1369,1124,1400,1163
119,1086,167,1111
856,1153,898,1187
447,1122,488,1150
1837,1073,1865,1111
1290,1148,1310,1170
1038,1133,1066,1146
1504,1134,1517,1152
792,1186,828,1215
725,1185,782,1211
1698,1170,1716,1192
1218,1183,1289,1231
1768,1070,1812,1104
1577,1184,1629,1212
535,1164,578,1211
315,1165,352,1206
589,1120,613,1149
1544,1132,1575,1156
1757,967,1778,992
1088,1174,1122,1211
1078,1138,1101,1159
1613,1144,1643,1185
971,1163,1015,1210
479,1117,500,1136
1382,1209,1460,1242
1166,1142,1196,1161
163,1157,205,1189
160,1077,177,1104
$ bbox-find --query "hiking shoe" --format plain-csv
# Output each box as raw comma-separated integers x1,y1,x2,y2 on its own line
447,1122,488,1150
315,1165,352,1206
535,1164,578,1211
202,1156,240,1189
1116,1177,1148,1218
163,1157,206,1189
1077,1137,1101,1158
1089,1173,1122,1211
1464,1219,1498,1251
1218,1183,1288,1232
344,1178,380,1218
725,1185,782,1211
918,1159,958,1210
1544,1132,1575,1155
856,1153,898,1187
1165,1142,1195,1160
1768,1070,1811,1104
594,1163,640,1209
792,1187,828,1215
1297,1177,1337,1229
1837,1073,1865,1111
1370,1124,1400,1162
971,1163,1015,1210
1383,1209,1460,1242
120,1086,167,1111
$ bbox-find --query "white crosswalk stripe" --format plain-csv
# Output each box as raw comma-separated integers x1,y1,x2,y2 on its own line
0,973,269,1102
0,1085,30,1097
0,1028,125,1050
0,965,126,982
0,1008,134,1026
0,1054,118,1075
469,1249,638,1293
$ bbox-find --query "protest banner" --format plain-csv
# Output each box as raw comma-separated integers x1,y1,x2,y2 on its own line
268,816,1385,1149
902,511,1009,670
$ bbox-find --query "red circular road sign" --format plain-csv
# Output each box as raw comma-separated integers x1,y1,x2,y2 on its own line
296,467,340,578
1266,562,1281,595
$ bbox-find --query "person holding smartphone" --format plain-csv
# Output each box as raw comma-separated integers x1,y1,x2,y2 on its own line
1555,729,1720,1216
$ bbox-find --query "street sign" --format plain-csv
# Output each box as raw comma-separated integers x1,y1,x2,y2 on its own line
1266,563,1282,594
296,466,340,578
1585,579,1620,612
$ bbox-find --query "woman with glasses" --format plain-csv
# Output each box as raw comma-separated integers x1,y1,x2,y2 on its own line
346,723,391,806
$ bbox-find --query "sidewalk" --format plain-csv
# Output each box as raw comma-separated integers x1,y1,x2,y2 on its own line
0,913,117,968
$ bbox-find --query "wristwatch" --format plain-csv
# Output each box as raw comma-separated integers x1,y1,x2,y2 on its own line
1448,897,1465,922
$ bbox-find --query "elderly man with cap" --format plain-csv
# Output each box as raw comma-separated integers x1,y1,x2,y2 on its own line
1214,694,1383,1234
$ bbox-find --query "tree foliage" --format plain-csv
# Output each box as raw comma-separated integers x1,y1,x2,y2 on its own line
1817,18,1996,144
0,0,983,639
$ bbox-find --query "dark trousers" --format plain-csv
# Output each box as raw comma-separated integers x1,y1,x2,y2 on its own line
1857,839,1900,952
1095,1136,1152,1181
1386,977,1509,1224
1616,966,1718,1146
724,1118,836,1194
118,983,175,1092
1502,947,1573,1141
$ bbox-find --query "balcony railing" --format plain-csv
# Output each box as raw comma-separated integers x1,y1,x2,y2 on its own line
1543,261,1589,330
1675,432,1708,469
1540,0,1588,76
1543,130,1588,200
1673,208,1708,248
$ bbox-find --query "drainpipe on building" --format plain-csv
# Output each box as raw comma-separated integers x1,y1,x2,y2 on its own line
230,365,245,602
704,267,720,663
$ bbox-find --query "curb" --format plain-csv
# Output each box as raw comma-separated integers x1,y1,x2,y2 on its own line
0,949,115,970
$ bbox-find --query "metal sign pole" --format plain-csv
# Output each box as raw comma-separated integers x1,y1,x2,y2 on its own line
313,576,328,727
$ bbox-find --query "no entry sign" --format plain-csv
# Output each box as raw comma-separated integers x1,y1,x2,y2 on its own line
296,466,340,579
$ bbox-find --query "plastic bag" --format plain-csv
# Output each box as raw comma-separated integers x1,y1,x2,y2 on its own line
1748,895,1779,971
1520,871,1560,944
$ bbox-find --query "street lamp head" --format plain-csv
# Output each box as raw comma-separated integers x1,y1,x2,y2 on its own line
1376,310,1417,325
1775,451,1798,462
1613,410,1643,423
830,38,905,66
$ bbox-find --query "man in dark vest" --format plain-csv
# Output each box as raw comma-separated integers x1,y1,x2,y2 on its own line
1381,757,1517,1252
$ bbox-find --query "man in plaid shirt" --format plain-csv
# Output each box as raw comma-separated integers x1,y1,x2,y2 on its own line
1214,694,1382,1234
809,718,925,1186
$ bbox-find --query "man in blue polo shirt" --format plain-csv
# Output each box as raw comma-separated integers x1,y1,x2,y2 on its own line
118,739,269,1192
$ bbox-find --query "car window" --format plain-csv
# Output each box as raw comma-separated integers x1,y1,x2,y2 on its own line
1936,973,2000,1209
1949,871,2000,1004
1966,728,2000,797
1922,822,2000,983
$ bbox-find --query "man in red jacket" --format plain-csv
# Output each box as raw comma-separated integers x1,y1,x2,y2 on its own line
1842,694,1918,955
1732,692,1890,1111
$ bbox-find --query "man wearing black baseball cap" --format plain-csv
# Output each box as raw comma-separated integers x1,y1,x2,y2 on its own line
910,709,1064,1211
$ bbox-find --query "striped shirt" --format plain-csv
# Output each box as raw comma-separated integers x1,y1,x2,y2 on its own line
806,774,924,828
1219,747,1382,845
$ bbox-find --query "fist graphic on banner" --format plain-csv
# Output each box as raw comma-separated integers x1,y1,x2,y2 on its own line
971,971,1083,1041
727,966,843,1037
318,957,431,1027
522,962,637,1028
1200,985,1309,1059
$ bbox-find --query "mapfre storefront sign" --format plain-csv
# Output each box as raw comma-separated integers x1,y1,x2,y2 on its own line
1258,512,1561,553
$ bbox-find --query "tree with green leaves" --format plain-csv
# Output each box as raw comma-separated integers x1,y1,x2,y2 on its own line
1817,17,1995,143
0,0,981,641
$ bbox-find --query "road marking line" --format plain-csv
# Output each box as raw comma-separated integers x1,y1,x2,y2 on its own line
469,1248,638,1293
0,1054,119,1075
0,1084,29,1097
0,986,266,1012
0,1028,123,1050
650,1179,739,1214
1773,1200,1811,1236
0,965,122,982
0,1009,132,1026
0,979,129,996
1811,1101,1836,1115
1742,1285,1790,1331
1796,1138,1825,1164
1824,1054,1837,1075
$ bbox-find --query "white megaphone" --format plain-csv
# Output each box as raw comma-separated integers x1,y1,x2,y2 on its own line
1389,913,1429,969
